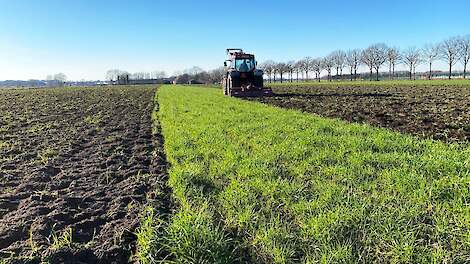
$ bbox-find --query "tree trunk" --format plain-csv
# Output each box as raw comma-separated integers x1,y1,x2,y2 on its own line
375,68,379,81
392,64,395,80
369,68,373,81
350,67,353,81
429,62,432,80
336,67,339,81
409,67,412,80
464,64,467,79
296,72,299,82
354,68,357,80
280,72,283,83
449,63,452,79
306,71,309,82
340,68,343,80
389,63,392,80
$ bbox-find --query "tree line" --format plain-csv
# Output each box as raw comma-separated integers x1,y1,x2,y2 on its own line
105,69,167,82
261,35,470,82
105,67,226,85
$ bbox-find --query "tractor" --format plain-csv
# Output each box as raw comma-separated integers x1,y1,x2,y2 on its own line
222,49,273,97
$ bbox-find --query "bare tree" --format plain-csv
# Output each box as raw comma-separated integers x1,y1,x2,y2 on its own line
105,69,124,82
276,62,288,83
184,66,204,76
294,60,303,82
386,47,400,80
322,55,334,82
331,50,346,81
287,61,295,82
54,73,67,82
422,43,440,80
302,57,312,81
402,47,422,80
371,44,388,81
262,60,275,83
312,58,323,82
208,67,225,83
345,49,361,81
152,71,167,79
272,65,277,83
361,47,374,81
459,35,470,79
440,37,461,79
52,73,67,87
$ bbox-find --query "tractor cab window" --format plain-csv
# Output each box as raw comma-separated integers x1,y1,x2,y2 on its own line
235,58,255,72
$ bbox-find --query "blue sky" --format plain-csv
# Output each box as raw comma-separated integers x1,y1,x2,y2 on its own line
1,0,469,80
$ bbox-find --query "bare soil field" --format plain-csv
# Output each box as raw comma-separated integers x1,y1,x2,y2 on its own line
250,83,470,142
0,86,167,263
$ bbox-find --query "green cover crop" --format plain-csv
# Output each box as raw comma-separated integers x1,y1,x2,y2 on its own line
156,85,470,263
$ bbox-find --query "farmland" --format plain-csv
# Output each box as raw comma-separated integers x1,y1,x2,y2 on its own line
0,86,168,263
153,85,470,263
250,80,470,142
2,82,470,263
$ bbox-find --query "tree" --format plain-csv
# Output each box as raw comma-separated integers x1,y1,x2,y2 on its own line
194,71,210,83
106,69,121,82
50,73,67,87
331,50,346,81
54,73,67,82
208,67,225,84
276,62,288,83
311,58,323,82
422,43,440,80
184,66,204,76
262,60,275,83
301,57,312,81
440,37,461,79
361,47,374,81
370,44,388,81
152,71,167,79
286,61,295,82
322,55,334,82
294,60,303,82
458,35,470,79
386,47,400,80
345,49,361,81
402,47,422,80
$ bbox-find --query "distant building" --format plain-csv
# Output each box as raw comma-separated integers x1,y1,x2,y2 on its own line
189,79,203,84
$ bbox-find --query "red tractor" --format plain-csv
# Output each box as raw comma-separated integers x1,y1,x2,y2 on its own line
222,49,273,97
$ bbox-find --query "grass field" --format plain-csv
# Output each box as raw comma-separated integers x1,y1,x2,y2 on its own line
253,80,470,143
152,84,470,263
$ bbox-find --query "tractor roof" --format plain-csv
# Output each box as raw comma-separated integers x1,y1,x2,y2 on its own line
226,48,255,60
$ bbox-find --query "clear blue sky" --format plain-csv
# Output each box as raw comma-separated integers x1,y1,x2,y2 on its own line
1,0,469,80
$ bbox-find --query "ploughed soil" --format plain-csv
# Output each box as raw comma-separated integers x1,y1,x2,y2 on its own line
249,84,470,142
0,86,168,263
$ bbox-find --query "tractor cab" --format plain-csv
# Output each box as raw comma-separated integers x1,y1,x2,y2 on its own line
222,49,272,97
225,50,256,72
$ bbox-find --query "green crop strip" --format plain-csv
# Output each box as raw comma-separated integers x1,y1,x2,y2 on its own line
155,85,470,263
